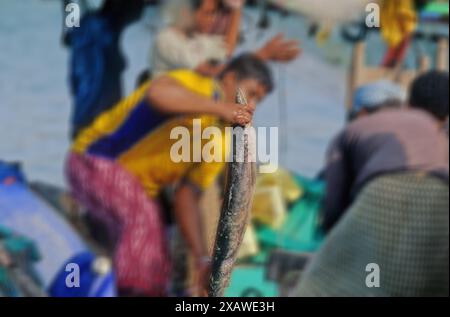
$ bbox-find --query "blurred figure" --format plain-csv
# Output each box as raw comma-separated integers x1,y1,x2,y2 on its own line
208,0,245,53
151,0,231,78
409,70,449,132
65,0,146,139
65,54,273,296
293,79,449,297
321,80,408,232
321,80,447,233
211,0,302,63
348,80,406,121
151,0,300,77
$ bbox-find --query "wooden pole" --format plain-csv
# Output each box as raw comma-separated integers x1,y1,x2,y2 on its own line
347,42,366,111
436,38,449,71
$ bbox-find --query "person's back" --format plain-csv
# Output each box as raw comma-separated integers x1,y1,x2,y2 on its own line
71,69,225,198
323,108,449,232
346,108,448,192
295,171,449,296
296,108,449,297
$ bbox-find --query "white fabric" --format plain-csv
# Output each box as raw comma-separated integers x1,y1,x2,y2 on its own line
150,27,228,77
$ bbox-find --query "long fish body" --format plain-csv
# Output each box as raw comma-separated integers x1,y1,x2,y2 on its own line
208,89,257,297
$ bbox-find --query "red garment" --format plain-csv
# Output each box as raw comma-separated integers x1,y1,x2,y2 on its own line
381,36,412,68
65,152,171,296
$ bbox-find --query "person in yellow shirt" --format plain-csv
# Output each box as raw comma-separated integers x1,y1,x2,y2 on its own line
66,54,273,296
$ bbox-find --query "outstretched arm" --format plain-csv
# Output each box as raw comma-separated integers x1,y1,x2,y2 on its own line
147,75,254,125
255,33,302,62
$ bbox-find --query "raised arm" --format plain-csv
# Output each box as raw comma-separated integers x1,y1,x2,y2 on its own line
223,6,243,56
147,75,254,125
255,33,302,62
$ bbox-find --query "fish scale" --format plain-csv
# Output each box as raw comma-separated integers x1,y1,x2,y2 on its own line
208,89,257,297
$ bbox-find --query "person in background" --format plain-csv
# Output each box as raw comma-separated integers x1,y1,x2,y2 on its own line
66,54,273,296
151,0,300,77
210,0,302,63
65,0,146,139
208,0,245,53
151,0,228,78
315,80,405,181
322,80,407,231
293,78,449,296
347,80,406,121
409,70,449,133
321,79,447,233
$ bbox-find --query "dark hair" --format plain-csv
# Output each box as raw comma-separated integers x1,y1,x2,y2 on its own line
409,70,449,121
191,0,204,10
101,0,145,26
191,0,226,10
220,54,274,93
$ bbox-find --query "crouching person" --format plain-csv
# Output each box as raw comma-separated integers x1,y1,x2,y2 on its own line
294,78,449,296
65,54,273,296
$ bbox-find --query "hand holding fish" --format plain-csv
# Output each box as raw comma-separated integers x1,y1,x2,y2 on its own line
216,101,255,126
208,88,257,297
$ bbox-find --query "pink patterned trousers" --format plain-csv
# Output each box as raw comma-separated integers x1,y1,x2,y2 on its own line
65,152,171,296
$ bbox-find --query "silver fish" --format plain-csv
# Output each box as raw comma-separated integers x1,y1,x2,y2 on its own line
208,88,257,297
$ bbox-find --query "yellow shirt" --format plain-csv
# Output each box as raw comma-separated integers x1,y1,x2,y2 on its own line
72,70,228,197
